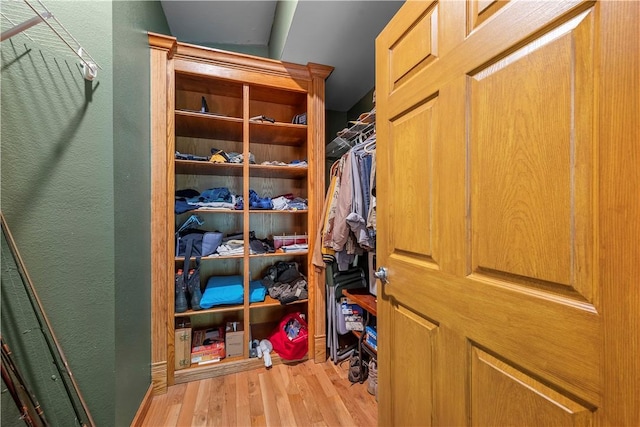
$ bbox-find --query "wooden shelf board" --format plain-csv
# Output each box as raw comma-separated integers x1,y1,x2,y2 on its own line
174,353,308,384
362,340,377,356
175,161,306,179
249,251,308,258
175,160,244,176
187,209,242,215
175,254,244,262
249,85,306,105
341,289,377,316
250,121,306,146
249,210,308,214
175,73,243,97
249,164,307,179
176,251,308,261
175,303,243,317
175,110,243,141
250,296,308,309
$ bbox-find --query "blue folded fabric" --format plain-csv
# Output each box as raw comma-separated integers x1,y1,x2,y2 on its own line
200,276,266,308
249,280,266,303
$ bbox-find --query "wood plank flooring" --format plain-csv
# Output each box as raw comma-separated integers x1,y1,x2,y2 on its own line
141,359,378,427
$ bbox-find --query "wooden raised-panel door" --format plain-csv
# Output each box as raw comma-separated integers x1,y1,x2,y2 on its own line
376,1,639,426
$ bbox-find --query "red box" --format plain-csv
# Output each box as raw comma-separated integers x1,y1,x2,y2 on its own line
273,234,308,249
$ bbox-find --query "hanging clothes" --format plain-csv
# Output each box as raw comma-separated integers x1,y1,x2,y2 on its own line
314,132,376,271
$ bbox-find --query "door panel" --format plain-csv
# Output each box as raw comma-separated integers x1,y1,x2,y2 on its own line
470,9,594,299
376,1,639,425
389,2,439,87
390,305,438,427
467,0,510,32
389,97,438,265
471,347,593,426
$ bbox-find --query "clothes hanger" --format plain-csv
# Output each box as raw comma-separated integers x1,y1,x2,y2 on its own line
363,138,376,154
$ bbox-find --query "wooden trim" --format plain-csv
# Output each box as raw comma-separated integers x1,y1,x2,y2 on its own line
174,354,308,384
175,42,313,82
308,72,328,363
599,1,640,425
165,58,176,387
147,32,177,59
173,58,309,92
150,48,169,394
307,63,334,80
151,362,167,396
129,384,154,427
314,334,327,362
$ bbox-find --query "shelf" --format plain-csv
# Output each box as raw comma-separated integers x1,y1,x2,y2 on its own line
176,250,308,261
249,85,306,106
249,164,307,179
250,251,308,258
175,303,243,317
174,296,307,317
175,110,243,141
174,110,307,145
326,108,376,159
175,159,244,176
342,288,377,317
177,209,242,215
174,352,308,384
362,338,377,356
176,73,243,98
175,160,307,179
249,210,307,214
175,254,244,262
249,121,307,146
250,295,308,309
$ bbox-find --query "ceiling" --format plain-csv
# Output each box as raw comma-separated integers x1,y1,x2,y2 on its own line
160,1,404,112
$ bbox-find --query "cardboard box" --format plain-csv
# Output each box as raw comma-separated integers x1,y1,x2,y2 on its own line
225,321,244,358
364,325,377,351
174,318,192,370
191,327,225,360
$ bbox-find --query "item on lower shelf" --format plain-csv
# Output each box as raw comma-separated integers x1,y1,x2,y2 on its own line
291,112,307,125
174,318,192,370
268,312,308,360
273,234,308,249
340,299,364,332
364,325,377,351
256,339,273,368
225,322,244,358
191,327,225,363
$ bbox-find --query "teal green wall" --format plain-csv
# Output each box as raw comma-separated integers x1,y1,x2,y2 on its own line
1,1,169,425
269,0,299,59
347,87,376,122
112,1,170,426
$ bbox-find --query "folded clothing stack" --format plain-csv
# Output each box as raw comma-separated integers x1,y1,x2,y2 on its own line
200,275,266,308
261,261,308,305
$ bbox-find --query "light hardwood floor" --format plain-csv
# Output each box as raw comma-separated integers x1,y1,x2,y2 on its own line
141,359,378,426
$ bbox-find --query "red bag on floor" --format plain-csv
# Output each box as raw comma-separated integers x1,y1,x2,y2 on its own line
268,312,308,360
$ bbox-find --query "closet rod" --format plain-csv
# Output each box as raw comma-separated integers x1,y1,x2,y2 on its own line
0,11,51,42
0,0,101,80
